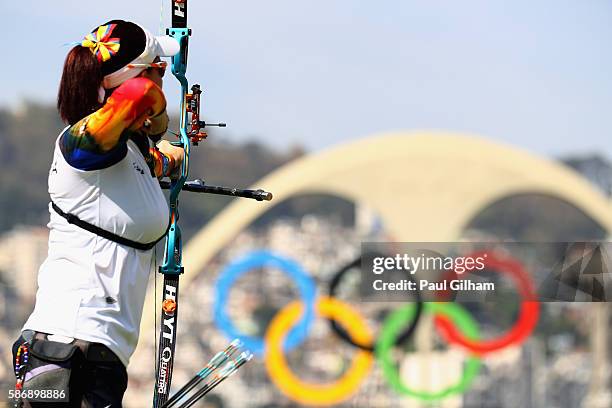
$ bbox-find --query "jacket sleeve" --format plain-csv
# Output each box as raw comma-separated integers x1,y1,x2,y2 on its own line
59,77,167,171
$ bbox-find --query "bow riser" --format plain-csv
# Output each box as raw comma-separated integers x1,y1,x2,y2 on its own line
154,3,191,407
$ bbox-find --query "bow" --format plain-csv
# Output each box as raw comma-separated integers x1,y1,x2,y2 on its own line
153,1,272,406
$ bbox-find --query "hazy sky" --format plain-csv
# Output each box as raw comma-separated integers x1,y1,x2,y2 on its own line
2,1,611,158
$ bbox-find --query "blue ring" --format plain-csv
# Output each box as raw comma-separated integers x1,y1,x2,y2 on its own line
214,250,317,355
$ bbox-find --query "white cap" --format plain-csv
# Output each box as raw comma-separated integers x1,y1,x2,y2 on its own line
102,25,180,89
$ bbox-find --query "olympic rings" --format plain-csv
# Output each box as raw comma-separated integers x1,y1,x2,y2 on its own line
434,250,540,355
264,297,374,406
328,254,423,351
213,250,317,355
376,302,482,402
213,249,541,404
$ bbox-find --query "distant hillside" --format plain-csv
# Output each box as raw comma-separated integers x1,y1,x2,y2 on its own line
0,102,319,240
0,103,65,230
1,102,610,242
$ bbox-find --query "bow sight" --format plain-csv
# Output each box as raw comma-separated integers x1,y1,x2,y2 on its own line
186,84,226,145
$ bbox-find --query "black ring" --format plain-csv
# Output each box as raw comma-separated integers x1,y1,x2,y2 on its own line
328,253,423,352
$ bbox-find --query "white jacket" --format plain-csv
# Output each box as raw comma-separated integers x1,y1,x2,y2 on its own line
23,132,169,366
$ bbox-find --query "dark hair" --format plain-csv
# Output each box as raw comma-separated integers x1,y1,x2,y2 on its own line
58,21,147,124
57,46,103,124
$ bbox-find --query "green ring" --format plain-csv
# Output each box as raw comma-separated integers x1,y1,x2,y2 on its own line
375,303,482,402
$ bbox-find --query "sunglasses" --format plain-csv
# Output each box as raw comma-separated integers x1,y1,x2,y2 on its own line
127,61,168,77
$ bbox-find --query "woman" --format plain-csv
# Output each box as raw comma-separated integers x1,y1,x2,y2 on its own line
12,20,184,407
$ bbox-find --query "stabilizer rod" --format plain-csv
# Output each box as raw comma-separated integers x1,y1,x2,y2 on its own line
159,179,273,201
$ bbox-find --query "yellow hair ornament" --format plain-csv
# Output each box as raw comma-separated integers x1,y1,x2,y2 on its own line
81,24,120,62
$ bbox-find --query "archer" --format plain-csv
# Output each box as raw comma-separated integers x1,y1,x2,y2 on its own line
12,19,184,407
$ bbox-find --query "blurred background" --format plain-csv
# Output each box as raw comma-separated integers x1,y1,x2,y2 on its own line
1,1,611,407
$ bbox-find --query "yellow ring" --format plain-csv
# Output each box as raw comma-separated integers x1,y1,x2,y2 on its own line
264,297,374,406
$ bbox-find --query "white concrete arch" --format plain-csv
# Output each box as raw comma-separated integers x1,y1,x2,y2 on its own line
180,131,612,282
134,131,612,374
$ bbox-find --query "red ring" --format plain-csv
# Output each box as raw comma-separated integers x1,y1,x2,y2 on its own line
434,250,540,355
